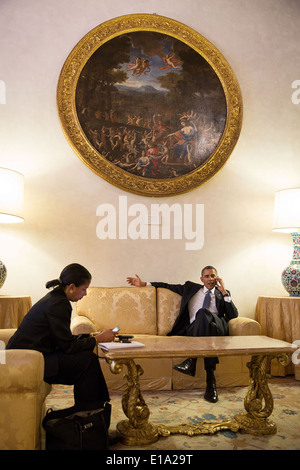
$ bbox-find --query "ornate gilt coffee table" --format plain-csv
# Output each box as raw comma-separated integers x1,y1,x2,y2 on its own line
98,335,295,446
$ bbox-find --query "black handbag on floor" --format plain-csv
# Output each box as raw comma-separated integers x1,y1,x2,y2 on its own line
42,403,111,450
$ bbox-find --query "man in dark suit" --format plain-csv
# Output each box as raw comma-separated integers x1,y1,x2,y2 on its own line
127,266,238,403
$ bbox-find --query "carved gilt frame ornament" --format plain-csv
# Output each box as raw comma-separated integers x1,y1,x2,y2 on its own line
57,14,243,196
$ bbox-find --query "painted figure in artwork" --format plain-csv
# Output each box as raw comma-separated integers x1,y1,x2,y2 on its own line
76,31,226,180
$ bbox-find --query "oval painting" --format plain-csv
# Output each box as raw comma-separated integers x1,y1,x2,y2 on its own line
57,15,242,196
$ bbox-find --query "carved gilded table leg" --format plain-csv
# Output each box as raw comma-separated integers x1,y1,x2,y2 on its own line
108,353,290,445
232,353,290,435
108,358,159,445
158,353,290,438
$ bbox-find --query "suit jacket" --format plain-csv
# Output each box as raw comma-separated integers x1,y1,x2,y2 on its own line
6,286,96,377
151,280,238,336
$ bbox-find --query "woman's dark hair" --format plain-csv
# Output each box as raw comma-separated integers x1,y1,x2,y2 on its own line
46,263,92,289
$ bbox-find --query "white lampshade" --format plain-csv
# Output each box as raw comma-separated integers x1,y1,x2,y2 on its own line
272,188,300,233
0,168,24,223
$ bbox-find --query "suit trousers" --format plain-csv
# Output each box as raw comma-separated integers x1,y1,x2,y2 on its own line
44,350,109,410
185,308,227,371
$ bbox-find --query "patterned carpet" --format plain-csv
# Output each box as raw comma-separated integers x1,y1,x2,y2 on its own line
45,377,300,451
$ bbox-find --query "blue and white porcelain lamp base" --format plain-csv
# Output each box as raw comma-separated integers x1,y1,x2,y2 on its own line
281,233,300,297
272,188,300,297
0,260,7,289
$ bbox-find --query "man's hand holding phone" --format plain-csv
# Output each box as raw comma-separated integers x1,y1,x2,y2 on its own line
215,276,227,296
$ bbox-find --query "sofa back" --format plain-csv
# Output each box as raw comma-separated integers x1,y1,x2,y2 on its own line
76,286,158,334
75,286,183,336
156,288,182,335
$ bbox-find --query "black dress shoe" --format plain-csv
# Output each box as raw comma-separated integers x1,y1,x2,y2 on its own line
173,358,197,376
204,380,218,403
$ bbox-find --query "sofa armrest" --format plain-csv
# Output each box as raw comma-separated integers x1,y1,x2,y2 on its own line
0,349,50,393
71,315,97,335
228,317,261,336
0,349,51,450
0,328,17,345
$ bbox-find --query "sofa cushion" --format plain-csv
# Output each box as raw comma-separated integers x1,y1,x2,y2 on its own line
75,287,157,335
100,357,173,391
156,288,182,336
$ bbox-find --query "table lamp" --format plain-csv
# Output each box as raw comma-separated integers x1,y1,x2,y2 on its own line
272,188,300,296
0,168,24,288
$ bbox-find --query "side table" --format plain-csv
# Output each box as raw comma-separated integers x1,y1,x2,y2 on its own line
255,295,300,379
0,295,32,328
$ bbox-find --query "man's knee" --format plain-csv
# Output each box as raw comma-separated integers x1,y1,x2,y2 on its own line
195,308,212,322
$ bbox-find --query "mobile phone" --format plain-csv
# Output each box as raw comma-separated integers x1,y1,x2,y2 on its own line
112,326,120,332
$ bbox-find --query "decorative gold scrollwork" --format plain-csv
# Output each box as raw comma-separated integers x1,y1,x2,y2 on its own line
231,354,289,435
157,419,240,437
108,358,159,445
243,355,274,419
57,14,243,196
276,353,290,367
107,353,286,445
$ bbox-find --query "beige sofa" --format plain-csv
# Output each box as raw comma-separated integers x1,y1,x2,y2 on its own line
71,286,261,391
0,329,51,450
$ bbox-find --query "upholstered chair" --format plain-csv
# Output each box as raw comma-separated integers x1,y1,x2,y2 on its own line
0,329,51,450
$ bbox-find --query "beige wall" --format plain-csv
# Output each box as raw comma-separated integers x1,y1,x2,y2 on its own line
0,0,299,318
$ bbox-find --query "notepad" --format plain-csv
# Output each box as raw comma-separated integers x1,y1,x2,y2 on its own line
99,341,145,351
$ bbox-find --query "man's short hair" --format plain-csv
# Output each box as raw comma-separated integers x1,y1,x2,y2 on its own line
201,266,217,276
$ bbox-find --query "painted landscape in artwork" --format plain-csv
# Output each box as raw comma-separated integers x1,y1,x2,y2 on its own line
76,31,226,179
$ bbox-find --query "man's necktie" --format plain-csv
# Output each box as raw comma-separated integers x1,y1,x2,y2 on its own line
202,290,211,310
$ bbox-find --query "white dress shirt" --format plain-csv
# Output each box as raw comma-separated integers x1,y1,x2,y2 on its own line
147,282,231,324
188,287,231,324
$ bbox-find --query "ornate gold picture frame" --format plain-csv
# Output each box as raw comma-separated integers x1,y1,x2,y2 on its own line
57,14,242,196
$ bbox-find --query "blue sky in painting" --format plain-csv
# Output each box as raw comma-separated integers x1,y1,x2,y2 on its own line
119,35,183,91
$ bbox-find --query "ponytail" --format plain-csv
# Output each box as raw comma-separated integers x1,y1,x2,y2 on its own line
45,279,61,289
46,263,91,290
